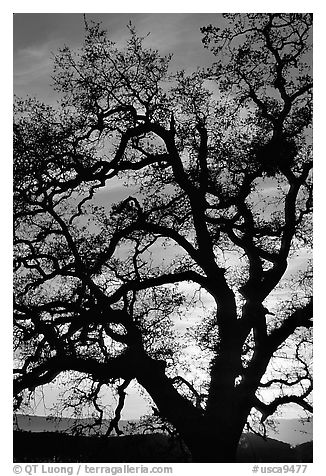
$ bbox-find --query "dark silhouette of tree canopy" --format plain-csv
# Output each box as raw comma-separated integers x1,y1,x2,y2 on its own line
14,14,312,462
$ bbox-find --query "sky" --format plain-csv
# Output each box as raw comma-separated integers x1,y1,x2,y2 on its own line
13,13,220,103
11,9,317,448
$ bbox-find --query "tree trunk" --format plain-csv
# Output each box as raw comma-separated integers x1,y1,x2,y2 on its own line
135,353,247,462
184,429,240,462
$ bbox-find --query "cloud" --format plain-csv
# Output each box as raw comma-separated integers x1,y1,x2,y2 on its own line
14,42,57,101
14,13,219,101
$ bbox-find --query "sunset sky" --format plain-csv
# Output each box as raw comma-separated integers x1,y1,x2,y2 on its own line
12,10,314,446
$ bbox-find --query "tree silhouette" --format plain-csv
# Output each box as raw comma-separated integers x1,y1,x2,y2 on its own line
14,14,312,462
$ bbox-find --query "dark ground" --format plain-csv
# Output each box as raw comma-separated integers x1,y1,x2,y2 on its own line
13,430,312,463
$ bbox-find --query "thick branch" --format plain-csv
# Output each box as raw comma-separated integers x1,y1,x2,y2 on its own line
13,354,136,396
107,270,207,305
253,393,312,423
267,299,313,356
106,379,132,436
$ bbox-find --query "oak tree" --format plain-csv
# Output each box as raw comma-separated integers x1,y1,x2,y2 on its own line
14,14,312,462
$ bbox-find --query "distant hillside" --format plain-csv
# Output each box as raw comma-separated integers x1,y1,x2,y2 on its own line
13,414,133,436
13,430,312,463
237,433,312,462
13,414,312,446
293,441,313,463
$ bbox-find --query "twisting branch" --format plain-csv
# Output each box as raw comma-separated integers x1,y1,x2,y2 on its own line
267,299,313,356
171,376,205,410
253,390,313,423
105,379,132,436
